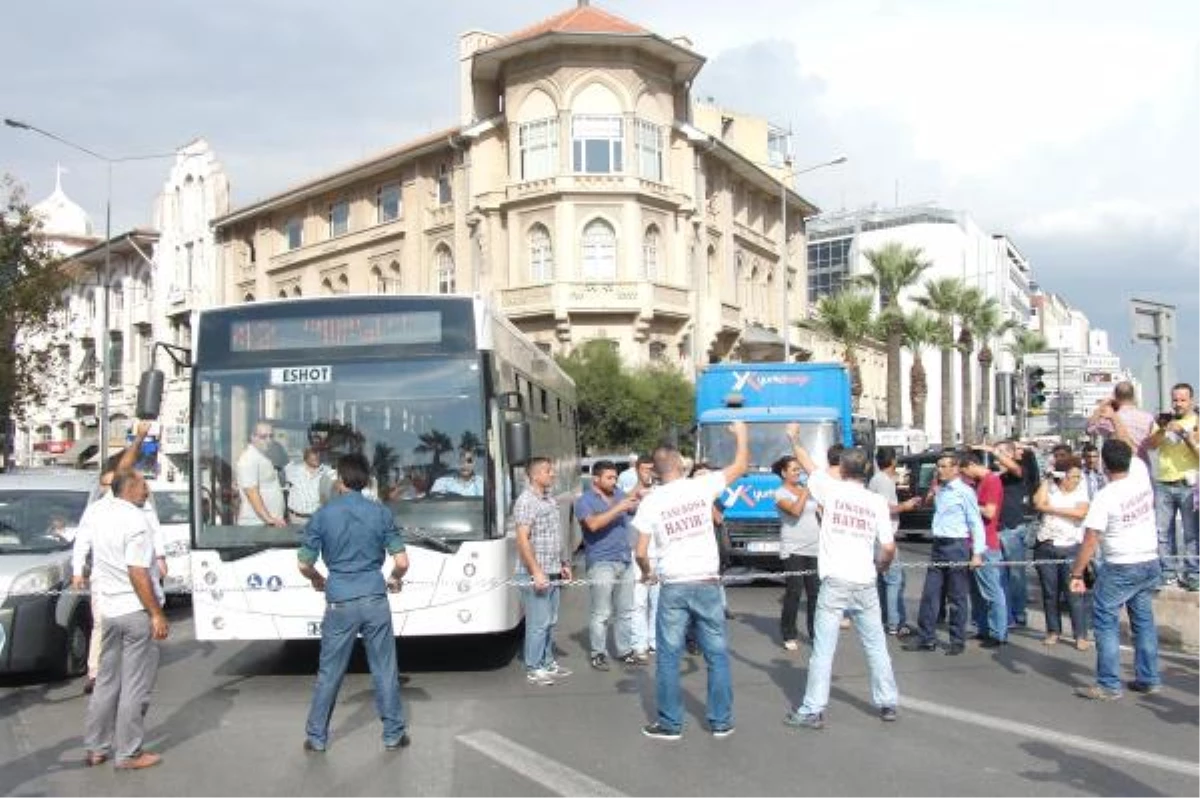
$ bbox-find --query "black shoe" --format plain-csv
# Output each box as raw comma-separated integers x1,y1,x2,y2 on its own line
303,739,325,754
879,706,898,722
1126,680,1163,695
590,653,610,671
979,638,1007,649
385,734,411,751
945,643,965,656
903,641,937,652
642,723,682,741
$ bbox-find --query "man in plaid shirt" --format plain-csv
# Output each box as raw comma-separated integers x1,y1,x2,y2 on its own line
515,457,572,685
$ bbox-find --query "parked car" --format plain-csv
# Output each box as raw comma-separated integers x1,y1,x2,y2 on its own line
146,479,191,600
578,455,634,489
0,471,96,677
895,449,997,539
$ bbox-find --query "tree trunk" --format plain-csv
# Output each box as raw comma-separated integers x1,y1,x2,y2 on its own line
940,346,954,447
886,323,902,427
846,348,863,413
978,346,993,442
910,357,927,433
959,344,974,446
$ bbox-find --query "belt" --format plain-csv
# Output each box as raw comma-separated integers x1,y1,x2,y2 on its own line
1157,479,1188,487
290,510,314,518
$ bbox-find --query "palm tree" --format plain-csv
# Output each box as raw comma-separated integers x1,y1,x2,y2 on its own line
849,242,932,427
803,289,877,411
901,311,945,433
915,277,964,447
969,301,1019,440
954,286,985,445
414,429,453,469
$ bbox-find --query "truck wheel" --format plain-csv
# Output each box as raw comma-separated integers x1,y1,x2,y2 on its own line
58,609,91,679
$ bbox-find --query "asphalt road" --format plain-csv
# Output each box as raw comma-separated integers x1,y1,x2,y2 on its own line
2,542,1197,796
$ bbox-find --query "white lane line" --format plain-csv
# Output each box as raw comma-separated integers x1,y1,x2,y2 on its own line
457,729,627,797
900,695,1199,778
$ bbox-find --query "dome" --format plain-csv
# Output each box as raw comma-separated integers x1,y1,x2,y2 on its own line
31,169,94,237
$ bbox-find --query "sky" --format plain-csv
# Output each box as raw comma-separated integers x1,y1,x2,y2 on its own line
4,0,1197,398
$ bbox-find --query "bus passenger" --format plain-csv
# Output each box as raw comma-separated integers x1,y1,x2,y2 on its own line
237,421,286,527
285,447,334,524
430,450,484,497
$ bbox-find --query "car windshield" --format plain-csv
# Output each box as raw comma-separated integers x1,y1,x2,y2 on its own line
0,489,88,553
195,357,488,551
698,421,839,473
151,492,190,525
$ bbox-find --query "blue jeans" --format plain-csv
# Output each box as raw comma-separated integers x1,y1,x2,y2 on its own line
999,525,1029,624
1034,541,1090,639
520,583,561,671
917,538,971,645
969,548,1009,641
588,560,635,656
655,582,733,733
1155,482,1199,585
876,561,907,631
305,594,405,749
800,578,898,714
1092,559,1161,692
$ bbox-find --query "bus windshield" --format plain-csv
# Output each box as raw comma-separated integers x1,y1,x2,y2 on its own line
195,357,488,551
698,421,840,473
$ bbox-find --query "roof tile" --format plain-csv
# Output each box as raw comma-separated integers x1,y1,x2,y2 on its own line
502,4,646,44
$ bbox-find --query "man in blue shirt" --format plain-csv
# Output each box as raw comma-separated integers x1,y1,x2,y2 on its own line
575,460,642,670
904,451,985,655
298,452,410,753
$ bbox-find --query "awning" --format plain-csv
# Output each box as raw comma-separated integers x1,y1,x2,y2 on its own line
739,325,785,346
62,437,99,467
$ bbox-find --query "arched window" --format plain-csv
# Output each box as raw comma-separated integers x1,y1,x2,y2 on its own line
641,225,660,281
388,260,401,293
291,285,302,298
529,224,553,282
277,289,288,299
435,245,455,294
321,278,334,295
337,274,349,294
732,251,744,302
581,219,616,279
243,293,255,303
370,266,384,294
58,421,76,442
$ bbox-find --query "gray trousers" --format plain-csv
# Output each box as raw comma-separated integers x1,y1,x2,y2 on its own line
84,610,160,760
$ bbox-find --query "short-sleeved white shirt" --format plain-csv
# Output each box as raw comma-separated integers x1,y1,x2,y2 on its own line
237,445,285,525
1082,469,1158,564
807,470,894,585
1037,483,1089,547
632,472,726,583
89,498,161,617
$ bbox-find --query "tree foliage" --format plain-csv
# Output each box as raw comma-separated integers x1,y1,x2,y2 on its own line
1,177,72,428
556,340,694,456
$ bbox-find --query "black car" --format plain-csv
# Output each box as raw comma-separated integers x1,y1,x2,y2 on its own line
895,449,998,539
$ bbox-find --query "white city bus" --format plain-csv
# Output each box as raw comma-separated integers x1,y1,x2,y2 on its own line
160,295,578,642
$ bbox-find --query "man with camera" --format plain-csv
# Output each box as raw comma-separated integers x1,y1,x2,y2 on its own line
1146,383,1199,592
1087,382,1156,463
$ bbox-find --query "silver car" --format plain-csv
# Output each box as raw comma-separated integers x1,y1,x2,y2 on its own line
0,470,96,677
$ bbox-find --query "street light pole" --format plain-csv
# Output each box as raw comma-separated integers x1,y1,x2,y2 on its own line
779,155,847,361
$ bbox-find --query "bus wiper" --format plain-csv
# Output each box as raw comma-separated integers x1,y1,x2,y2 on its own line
403,526,454,554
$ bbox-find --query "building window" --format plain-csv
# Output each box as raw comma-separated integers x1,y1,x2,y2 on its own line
329,200,349,237
806,237,852,302
768,128,789,168
519,118,559,180
77,342,97,386
435,245,455,294
184,243,194,287
321,278,334,296
649,341,667,362
285,217,303,250
529,224,553,282
572,115,623,174
635,119,663,181
581,219,616,279
642,225,660,281
370,266,384,294
377,183,401,223
243,293,255,303
535,342,552,356
292,285,302,297
388,260,401,293
437,164,453,205
107,332,123,387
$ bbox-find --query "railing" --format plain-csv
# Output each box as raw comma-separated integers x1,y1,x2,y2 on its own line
499,281,694,318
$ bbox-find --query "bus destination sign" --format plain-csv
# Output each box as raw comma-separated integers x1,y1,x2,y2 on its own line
230,311,441,352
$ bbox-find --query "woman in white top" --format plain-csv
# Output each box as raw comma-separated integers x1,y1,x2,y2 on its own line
1033,456,1091,649
774,455,821,650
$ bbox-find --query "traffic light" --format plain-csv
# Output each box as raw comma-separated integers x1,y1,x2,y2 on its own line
1027,366,1047,413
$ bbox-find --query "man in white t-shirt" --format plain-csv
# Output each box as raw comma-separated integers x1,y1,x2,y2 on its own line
633,422,748,741
237,421,286,527
782,441,900,730
1069,439,1161,700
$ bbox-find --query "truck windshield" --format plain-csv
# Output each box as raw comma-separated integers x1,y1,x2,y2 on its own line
698,421,840,473
194,357,488,551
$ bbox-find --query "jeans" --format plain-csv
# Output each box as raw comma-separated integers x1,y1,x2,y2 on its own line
305,594,405,749
655,582,733,733
1034,541,1090,639
588,560,635,656
917,538,971,645
969,548,1009,641
781,554,820,641
877,560,907,631
632,568,660,653
1155,482,1199,585
799,578,898,714
1092,559,1161,692
999,525,1029,624
520,583,561,671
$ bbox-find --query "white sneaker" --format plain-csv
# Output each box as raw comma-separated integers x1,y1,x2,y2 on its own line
783,639,800,652
526,669,555,686
545,663,573,678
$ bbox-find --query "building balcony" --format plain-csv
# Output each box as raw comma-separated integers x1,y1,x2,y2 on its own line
425,203,455,230
499,280,693,321
502,174,680,208
167,285,193,310
130,300,153,328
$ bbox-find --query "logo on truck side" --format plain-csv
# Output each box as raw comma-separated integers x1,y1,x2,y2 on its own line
730,372,811,391
722,484,777,509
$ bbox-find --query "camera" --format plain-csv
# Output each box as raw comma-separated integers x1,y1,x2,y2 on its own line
1157,411,1176,427
1046,470,1066,481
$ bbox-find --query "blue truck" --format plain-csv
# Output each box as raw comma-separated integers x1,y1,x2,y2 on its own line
694,362,855,570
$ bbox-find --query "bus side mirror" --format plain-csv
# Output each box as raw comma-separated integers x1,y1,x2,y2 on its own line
136,369,165,420
505,419,531,466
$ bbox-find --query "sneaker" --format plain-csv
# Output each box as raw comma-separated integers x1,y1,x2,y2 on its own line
945,643,965,656
1075,685,1122,701
710,726,735,739
903,641,937,652
782,639,799,651
783,709,825,730
545,663,572,678
526,669,555,686
879,706,898,722
590,653,610,671
1126,681,1163,695
384,734,411,751
302,739,326,754
980,638,1007,649
885,626,898,636
618,650,648,666
642,723,682,741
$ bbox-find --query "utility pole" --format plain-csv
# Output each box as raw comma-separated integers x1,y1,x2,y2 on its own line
1130,298,1176,411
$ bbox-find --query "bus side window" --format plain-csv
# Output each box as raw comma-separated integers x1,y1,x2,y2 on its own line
540,388,548,418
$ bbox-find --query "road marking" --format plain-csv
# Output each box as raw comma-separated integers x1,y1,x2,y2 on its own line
457,730,626,797
900,695,1199,778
